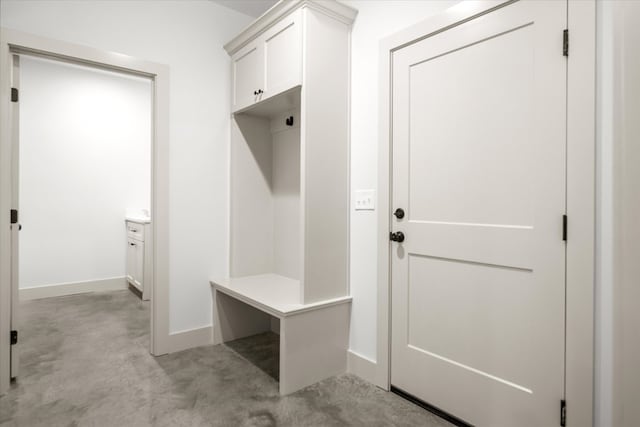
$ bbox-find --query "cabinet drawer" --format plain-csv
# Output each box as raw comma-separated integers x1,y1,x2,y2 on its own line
126,221,144,241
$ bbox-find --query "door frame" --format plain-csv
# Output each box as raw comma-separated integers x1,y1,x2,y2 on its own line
0,28,172,394
375,1,596,426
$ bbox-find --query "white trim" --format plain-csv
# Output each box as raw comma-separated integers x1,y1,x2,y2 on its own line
20,277,128,301
565,2,596,426
168,325,214,353
223,0,357,55
0,28,171,394
376,1,596,425
347,350,377,385
610,2,640,425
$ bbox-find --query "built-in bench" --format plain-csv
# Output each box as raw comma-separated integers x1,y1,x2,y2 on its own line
211,274,352,395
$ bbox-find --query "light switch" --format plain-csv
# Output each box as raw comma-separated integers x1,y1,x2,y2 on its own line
354,189,376,211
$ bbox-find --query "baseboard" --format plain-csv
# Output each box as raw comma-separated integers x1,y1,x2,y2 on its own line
20,277,127,301
347,350,377,385
168,325,213,353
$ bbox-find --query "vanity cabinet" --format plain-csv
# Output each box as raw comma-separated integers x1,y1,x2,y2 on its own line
231,10,302,112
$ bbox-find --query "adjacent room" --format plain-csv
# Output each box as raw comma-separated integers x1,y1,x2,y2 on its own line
0,1,638,427
18,55,152,303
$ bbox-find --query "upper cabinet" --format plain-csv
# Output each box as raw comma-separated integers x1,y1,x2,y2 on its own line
230,7,316,112
231,10,302,112
262,11,302,100
231,43,263,112
224,0,357,305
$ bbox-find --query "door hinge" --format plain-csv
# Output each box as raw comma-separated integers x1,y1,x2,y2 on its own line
563,29,569,57
10,209,18,225
10,330,17,345
563,214,568,241
11,87,18,103
560,399,566,426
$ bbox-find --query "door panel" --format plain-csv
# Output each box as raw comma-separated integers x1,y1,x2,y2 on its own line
406,255,535,390
232,44,263,112
407,24,535,227
10,54,20,380
391,1,567,426
134,241,144,289
126,239,135,284
263,11,302,98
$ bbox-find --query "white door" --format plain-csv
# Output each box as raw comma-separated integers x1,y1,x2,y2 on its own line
134,240,144,290
262,10,302,99
390,1,567,426
232,43,263,112
126,238,136,284
9,54,21,380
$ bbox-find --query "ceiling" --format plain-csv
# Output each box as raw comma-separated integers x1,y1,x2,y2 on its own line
211,0,279,18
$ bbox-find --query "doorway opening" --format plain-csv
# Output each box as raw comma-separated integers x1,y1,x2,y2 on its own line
13,53,153,377
0,29,171,394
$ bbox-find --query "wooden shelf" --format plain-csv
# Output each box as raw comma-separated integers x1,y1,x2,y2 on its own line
210,274,351,318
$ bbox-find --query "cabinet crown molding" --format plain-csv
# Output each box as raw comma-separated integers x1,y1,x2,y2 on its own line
223,0,358,55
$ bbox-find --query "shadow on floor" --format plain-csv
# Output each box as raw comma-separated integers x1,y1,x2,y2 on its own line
224,332,280,381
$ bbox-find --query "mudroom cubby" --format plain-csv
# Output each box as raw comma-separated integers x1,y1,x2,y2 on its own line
211,0,356,395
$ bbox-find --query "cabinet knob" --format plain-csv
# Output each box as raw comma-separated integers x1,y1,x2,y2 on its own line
130,242,136,246
253,90,258,95
257,89,263,94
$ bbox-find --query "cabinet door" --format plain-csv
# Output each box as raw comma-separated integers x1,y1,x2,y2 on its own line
126,239,135,284
134,240,145,289
262,10,302,98
232,43,263,112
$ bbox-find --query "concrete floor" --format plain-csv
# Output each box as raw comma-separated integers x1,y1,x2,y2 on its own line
0,289,453,427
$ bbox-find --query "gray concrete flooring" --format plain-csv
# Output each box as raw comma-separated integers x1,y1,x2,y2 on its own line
0,290,453,427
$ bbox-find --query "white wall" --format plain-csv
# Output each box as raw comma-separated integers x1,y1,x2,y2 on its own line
596,1,640,426
0,1,252,333
19,55,151,289
342,0,458,360
607,2,640,427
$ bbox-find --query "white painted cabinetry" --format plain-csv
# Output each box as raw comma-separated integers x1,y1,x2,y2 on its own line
125,218,150,300
231,10,302,112
212,0,357,395
231,43,262,112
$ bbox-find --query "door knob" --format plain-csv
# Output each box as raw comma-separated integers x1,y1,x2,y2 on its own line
390,231,405,242
394,208,405,219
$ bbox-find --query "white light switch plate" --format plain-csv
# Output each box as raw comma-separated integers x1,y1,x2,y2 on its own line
354,189,376,211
